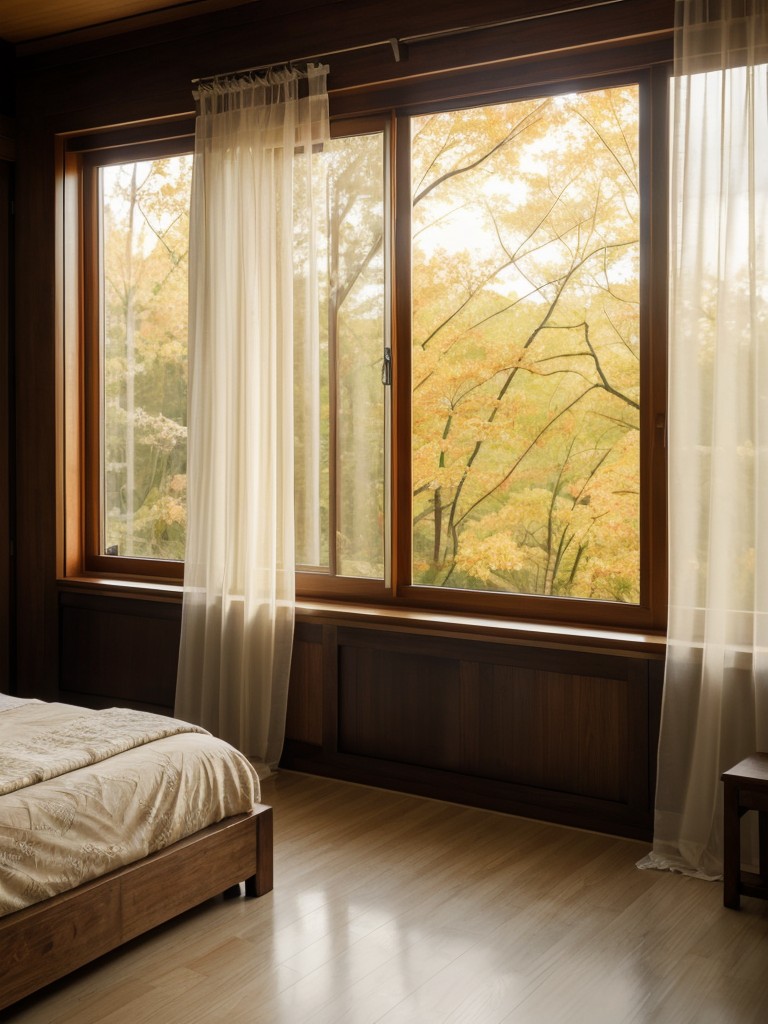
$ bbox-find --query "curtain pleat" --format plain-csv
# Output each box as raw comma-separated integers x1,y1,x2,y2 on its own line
640,0,768,878
175,65,329,777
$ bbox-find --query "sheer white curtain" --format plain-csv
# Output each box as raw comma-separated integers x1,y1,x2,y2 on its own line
641,0,768,878
175,65,329,777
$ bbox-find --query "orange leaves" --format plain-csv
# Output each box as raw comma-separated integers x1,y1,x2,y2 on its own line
455,534,527,585
410,85,641,600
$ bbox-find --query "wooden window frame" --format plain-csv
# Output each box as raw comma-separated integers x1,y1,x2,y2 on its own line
383,65,669,633
294,114,393,604
60,49,668,634
60,123,194,585
302,60,669,634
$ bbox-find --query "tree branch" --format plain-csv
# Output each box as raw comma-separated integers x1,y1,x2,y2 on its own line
413,100,550,206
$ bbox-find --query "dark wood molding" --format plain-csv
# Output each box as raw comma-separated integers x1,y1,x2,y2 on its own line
296,600,666,656
17,0,673,67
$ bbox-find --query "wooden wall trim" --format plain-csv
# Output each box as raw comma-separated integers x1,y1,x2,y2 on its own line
18,0,672,68
55,578,666,658
15,117,59,699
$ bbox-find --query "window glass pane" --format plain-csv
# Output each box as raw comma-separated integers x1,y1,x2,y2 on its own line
411,85,640,602
100,156,191,560
295,131,387,579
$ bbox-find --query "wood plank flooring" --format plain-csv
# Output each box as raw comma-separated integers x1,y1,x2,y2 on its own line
6,771,768,1023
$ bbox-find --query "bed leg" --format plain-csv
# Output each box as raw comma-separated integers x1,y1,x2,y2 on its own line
246,805,274,897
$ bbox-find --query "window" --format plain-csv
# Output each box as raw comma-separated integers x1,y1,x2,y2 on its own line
394,68,664,630
75,135,194,580
410,85,641,604
294,121,390,587
99,155,191,564
72,124,391,590
66,61,666,631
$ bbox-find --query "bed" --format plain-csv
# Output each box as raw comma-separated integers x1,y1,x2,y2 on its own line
0,694,273,1011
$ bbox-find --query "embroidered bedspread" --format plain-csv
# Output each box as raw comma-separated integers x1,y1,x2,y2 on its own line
0,701,209,796
0,698,259,917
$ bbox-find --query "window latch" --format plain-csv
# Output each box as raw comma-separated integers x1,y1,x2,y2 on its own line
381,347,392,386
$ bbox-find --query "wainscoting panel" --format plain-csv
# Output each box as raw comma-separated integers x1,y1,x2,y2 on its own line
59,591,181,713
463,661,642,804
337,640,463,772
283,621,661,839
285,622,324,748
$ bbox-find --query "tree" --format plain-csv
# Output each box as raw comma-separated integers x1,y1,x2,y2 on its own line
294,131,387,578
411,85,641,601
102,155,191,560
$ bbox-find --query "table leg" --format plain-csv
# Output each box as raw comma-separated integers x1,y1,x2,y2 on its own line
759,810,768,883
722,782,741,909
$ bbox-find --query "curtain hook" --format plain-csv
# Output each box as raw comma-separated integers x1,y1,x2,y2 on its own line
389,38,408,62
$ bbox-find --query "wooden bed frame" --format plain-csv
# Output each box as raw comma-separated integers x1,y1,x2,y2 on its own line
0,802,273,1012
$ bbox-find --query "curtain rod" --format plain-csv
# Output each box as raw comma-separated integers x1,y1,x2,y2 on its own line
191,0,631,85
191,39,394,85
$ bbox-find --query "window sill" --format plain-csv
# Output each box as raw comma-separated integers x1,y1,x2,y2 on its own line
58,577,666,656
297,599,666,656
58,576,184,602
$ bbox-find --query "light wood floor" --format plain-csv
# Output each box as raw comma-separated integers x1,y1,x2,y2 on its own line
6,771,768,1023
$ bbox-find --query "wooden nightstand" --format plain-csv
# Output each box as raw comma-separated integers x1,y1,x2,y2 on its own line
721,753,768,909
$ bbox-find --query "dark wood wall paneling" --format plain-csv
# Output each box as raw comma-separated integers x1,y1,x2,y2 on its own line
59,591,181,713
14,114,58,699
13,0,674,131
0,40,14,119
283,622,662,839
12,0,673,833
0,38,14,690
0,157,11,693
0,161,10,693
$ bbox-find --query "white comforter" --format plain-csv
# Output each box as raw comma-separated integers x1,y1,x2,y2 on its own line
0,697,259,917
